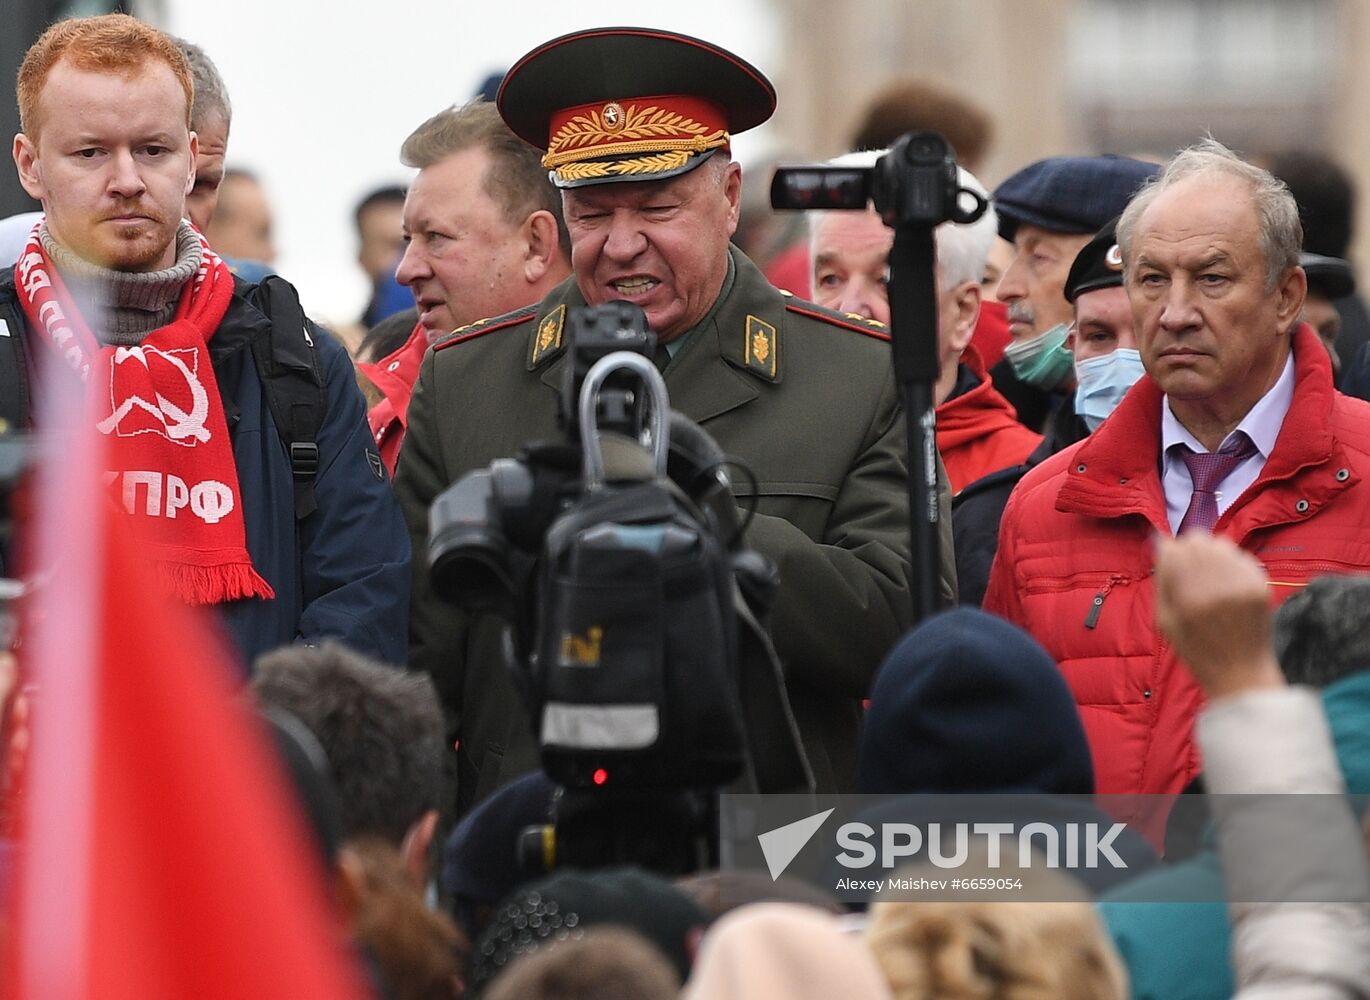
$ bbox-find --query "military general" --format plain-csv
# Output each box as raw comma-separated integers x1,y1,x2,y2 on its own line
394,27,956,813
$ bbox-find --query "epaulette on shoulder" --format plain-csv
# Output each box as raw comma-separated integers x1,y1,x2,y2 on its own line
783,300,891,342
433,305,538,352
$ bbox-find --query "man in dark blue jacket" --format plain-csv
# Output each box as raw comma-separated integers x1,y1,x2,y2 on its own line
2,13,408,668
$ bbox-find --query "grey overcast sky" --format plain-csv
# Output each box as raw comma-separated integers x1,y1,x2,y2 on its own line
166,0,779,326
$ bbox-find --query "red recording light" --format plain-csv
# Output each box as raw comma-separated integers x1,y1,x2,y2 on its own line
592,768,608,786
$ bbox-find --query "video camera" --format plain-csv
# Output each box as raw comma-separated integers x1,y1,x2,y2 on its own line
426,303,807,874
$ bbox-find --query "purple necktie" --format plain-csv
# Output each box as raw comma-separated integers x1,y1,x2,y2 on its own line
1176,434,1258,534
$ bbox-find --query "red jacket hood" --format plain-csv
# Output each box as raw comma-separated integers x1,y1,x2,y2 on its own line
936,343,1034,449
936,344,1042,493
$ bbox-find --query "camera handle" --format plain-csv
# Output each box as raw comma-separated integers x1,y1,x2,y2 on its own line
888,222,945,623
579,351,670,491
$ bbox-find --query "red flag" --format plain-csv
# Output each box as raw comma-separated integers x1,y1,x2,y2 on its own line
4,352,370,999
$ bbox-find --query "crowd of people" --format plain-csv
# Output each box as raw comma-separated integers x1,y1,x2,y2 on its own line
2,11,1370,999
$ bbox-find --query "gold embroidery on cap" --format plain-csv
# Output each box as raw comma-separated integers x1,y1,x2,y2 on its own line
556,150,695,183
744,315,778,378
531,304,566,365
544,104,728,169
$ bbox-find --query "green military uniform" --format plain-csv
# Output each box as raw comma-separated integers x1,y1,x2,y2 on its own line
395,246,955,810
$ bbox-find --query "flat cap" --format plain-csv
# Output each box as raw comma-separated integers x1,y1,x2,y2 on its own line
498,27,775,189
994,155,1159,241
1064,216,1124,303
1301,252,1356,299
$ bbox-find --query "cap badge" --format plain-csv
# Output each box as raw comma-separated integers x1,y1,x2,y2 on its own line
1105,244,1123,271
543,99,730,184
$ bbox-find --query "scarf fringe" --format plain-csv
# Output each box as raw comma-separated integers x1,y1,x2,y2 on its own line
158,561,276,606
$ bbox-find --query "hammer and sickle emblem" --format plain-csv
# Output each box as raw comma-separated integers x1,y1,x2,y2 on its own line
97,346,212,445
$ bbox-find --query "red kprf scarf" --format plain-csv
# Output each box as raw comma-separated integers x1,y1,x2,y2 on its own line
14,224,274,605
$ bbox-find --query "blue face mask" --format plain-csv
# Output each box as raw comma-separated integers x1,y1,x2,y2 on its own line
1074,348,1145,431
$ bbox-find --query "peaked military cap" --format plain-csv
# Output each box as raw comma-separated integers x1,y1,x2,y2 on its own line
497,26,776,189
1064,215,1124,303
994,155,1159,242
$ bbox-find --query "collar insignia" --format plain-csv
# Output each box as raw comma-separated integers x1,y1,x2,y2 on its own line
531,304,566,367
745,314,778,379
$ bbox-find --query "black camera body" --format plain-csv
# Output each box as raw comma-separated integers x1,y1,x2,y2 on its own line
559,300,657,436
428,303,661,625
427,304,763,795
426,304,785,874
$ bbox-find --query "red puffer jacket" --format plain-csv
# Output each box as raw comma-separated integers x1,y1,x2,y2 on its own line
984,324,1370,795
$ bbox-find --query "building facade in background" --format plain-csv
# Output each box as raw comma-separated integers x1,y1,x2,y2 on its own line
770,0,1369,289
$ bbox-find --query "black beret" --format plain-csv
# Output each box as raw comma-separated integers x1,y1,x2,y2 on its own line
1065,216,1124,304
994,155,1160,242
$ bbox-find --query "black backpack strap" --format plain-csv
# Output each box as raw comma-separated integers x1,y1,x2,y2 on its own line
246,275,326,519
0,281,31,433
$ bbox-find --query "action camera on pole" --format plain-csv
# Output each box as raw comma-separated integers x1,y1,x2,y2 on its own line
771,130,987,621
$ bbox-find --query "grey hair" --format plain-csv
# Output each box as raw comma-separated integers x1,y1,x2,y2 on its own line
1117,137,1302,291
172,37,231,132
1272,575,1370,689
703,147,733,185
808,148,997,291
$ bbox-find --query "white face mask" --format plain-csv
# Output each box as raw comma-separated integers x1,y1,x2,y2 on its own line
1074,348,1145,431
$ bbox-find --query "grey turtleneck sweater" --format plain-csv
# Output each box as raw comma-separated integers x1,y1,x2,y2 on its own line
40,222,203,345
